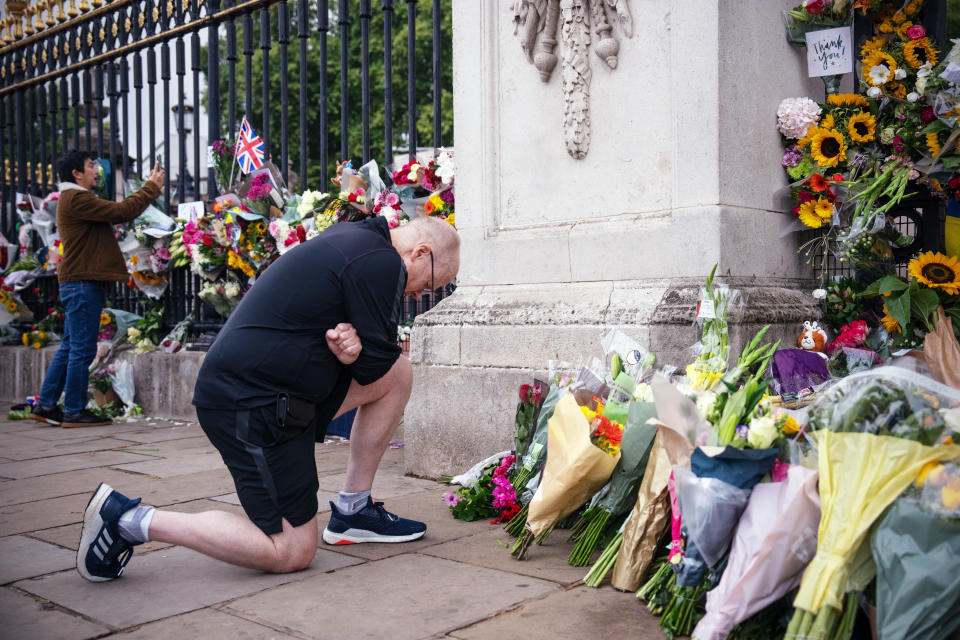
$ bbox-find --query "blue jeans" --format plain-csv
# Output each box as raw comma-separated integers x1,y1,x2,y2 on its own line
39,281,107,415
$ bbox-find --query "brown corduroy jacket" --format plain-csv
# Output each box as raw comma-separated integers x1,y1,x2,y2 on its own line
56,180,162,284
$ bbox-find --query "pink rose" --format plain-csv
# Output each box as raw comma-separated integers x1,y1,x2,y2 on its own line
905,25,925,40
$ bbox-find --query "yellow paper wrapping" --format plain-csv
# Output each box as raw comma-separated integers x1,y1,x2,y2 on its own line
610,420,695,591
793,431,960,614
525,393,620,538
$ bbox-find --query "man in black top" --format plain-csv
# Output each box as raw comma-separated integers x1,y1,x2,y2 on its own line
75,215,460,581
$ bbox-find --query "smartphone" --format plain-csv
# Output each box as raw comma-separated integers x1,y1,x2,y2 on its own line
156,154,163,169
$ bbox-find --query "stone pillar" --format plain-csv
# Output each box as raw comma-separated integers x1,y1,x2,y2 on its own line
404,0,825,477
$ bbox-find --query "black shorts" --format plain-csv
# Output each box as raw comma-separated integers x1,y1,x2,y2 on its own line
196,377,351,535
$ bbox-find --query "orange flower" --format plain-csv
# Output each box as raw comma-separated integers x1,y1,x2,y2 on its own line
424,199,436,215
809,174,829,192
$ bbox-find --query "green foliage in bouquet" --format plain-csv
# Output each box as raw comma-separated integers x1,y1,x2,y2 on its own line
806,377,945,445
821,277,865,329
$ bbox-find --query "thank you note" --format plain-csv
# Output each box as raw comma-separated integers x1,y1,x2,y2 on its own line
806,27,852,77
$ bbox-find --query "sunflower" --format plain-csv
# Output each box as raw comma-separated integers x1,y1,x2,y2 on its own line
797,126,818,149
885,81,907,99
814,197,834,220
254,221,267,234
903,38,939,69
798,202,825,229
861,50,898,85
827,93,870,108
5,300,16,313
908,251,960,295
820,113,836,130
847,112,876,143
880,304,901,334
926,132,942,157
859,36,887,59
810,129,847,168
100,311,111,326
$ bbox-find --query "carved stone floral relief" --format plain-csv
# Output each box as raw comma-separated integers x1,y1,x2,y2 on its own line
511,0,633,159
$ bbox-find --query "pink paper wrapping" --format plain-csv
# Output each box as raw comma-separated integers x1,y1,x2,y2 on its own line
692,465,821,640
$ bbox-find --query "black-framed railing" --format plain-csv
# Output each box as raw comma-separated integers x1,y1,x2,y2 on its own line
0,0,453,339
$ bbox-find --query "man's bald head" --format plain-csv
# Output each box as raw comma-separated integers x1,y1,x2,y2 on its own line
390,216,460,293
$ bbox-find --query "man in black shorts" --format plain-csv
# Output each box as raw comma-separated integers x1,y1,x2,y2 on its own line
75,215,459,581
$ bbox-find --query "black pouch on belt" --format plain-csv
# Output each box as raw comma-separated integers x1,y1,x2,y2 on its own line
275,393,317,429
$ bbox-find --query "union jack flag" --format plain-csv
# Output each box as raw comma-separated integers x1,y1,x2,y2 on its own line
235,117,265,174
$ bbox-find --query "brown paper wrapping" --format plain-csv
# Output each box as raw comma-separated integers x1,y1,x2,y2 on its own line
525,393,620,538
610,420,695,591
924,307,960,391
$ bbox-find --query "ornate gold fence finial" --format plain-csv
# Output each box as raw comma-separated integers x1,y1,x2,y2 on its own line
66,0,77,18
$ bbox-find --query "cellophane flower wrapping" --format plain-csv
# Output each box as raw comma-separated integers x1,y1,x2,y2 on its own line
524,393,620,538
692,465,821,640
792,430,960,616
871,464,960,640
806,366,960,446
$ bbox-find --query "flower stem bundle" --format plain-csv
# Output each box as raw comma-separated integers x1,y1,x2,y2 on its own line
583,531,622,587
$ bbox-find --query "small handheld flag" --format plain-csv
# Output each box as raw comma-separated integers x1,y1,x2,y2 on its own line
235,117,265,174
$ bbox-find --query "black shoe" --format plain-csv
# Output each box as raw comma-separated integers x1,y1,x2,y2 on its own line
322,497,426,544
30,405,63,426
61,409,112,428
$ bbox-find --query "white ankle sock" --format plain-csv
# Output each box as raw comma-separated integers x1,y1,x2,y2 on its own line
336,491,371,516
118,505,155,544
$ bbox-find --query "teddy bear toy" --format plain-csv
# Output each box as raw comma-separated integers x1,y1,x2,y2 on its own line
797,320,828,358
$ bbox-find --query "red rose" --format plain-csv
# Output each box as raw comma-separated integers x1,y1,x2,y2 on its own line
832,174,844,182
921,107,936,124
905,25,925,40
296,225,307,243
804,0,824,15
519,384,530,402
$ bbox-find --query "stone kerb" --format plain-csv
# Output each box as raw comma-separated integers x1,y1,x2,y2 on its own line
0,346,203,421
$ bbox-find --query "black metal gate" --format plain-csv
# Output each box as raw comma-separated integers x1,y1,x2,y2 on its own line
0,0,452,338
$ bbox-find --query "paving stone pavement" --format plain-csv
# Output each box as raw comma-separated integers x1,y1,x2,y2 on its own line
0,405,665,639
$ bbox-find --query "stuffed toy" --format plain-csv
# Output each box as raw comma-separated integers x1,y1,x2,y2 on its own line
797,320,828,356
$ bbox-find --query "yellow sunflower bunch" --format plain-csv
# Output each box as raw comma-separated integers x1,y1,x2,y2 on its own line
0,290,18,314
227,250,256,278
908,252,960,296
925,132,942,157
902,37,939,69
797,196,835,230
873,0,924,36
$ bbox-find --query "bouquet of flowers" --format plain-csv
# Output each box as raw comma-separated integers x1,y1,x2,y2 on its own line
511,393,621,559
692,464,821,640
687,265,739,390
0,283,29,322
88,364,115,394
180,209,233,280
568,400,658,567
37,305,64,336
199,279,244,317
210,138,238,191
20,328,51,349
125,304,164,354
514,383,545,460
443,454,521,524
787,367,960,640
159,314,192,353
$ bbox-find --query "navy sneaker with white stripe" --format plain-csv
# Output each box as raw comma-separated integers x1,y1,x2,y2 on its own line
77,483,140,582
322,497,426,545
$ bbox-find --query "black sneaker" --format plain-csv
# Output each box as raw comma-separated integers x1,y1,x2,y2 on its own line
77,483,141,582
322,498,426,545
61,409,112,428
29,405,63,426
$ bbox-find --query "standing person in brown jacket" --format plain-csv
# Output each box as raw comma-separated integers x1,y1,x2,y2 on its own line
30,151,165,428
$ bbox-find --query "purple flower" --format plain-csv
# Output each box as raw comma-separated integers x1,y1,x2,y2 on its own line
736,424,750,440
443,492,460,507
781,145,802,168
439,188,455,204
212,139,229,155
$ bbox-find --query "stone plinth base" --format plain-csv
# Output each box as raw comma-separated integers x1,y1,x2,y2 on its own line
403,278,820,479
1,345,203,421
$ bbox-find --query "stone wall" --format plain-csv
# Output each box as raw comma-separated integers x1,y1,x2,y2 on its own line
403,0,829,477
1,345,203,421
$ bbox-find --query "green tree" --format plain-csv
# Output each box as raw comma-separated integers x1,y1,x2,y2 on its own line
202,0,453,190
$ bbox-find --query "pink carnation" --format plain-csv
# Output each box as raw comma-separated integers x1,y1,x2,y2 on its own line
905,25,926,40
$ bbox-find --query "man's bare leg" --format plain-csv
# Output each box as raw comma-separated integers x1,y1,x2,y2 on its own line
147,512,317,573
333,355,413,493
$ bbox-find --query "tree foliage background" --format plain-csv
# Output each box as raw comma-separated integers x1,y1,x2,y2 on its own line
202,0,453,190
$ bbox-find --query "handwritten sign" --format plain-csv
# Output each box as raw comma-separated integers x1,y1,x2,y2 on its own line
805,26,853,77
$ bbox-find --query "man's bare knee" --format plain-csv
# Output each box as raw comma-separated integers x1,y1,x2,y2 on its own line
270,538,316,573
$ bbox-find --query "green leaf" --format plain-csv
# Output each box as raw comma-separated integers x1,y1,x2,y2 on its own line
886,289,911,334
861,275,908,297
912,289,940,329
